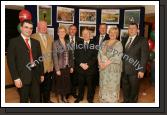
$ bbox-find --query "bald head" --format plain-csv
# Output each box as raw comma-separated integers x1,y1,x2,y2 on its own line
37,21,47,34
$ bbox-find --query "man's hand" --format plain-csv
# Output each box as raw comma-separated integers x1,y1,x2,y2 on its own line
14,79,22,88
40,76,44,82
138,72,144,78
56,71,61,76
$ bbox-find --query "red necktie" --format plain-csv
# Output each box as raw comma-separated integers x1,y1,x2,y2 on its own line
25,38,33,63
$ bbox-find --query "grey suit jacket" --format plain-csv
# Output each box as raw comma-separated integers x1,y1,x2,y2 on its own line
52,39,74,72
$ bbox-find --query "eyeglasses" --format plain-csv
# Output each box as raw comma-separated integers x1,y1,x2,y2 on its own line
23,26,33,30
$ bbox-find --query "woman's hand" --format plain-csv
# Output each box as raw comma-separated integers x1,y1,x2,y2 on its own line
56,71,61,76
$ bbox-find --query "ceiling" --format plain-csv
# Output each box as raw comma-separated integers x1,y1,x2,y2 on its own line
5,5,155,14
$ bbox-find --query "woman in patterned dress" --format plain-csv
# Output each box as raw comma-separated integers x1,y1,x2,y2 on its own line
98,26,123,103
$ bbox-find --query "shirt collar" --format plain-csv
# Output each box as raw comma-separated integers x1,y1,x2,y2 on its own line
21,33,30,41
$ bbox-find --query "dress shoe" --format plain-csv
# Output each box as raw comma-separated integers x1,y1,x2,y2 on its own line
74,98,82,103
72,94,78,98
88,100,93,103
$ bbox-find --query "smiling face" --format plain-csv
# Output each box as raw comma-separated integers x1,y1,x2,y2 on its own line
37,21,47,34
99,24,107,35
109,27,119,40
128,24,139,37
20,22,33,37
58,27,67,39
82,29,91,41
69,25,77,36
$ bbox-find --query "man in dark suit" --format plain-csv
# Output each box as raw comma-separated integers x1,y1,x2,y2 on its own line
7,20,44,103
65,24,82,99
121,23,149,103
93,23,110,86
74,29,97,103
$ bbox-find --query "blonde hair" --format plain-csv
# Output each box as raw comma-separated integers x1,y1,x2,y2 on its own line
58,25,67,33
108,26,119,38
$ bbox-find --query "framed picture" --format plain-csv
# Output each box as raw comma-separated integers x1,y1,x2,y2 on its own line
79,9,96,24
107,25,117,34
79,24,96,39
37,5,52,26
120,29,128,41
101,9,120,24
57,6,74,23
124,9,140,28
47,28,54,39
59,23,73,34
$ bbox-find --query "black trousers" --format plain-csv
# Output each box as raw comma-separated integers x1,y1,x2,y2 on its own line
121,73,140,103
18,76,40,103
77,73,95,102
70,71,78,95
40,71,53,103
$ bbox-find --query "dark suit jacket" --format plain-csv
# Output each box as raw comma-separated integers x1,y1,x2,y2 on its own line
75,39,98,75
7,36,44,85
93,33,110,46
121,35,149,74
65,35,82,47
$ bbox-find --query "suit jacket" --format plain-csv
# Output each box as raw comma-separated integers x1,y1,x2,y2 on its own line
7,36,44,85
121,35,149,74
75,39,98,75
93,33,110,46
31,33,53,73
52,39,74,72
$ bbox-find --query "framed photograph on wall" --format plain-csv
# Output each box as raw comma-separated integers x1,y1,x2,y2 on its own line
124,9,140,28
101,9,120,24
57,6,74,23
37,5,52,26
120,29,128,41
79,24,96,39
79,9,96,24
59,23,73,34
107,25,117,34
47,27,54,39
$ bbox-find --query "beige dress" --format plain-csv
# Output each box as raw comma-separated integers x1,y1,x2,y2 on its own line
98,40,123,103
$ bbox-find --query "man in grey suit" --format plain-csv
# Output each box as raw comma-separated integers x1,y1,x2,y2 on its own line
121,23,149,103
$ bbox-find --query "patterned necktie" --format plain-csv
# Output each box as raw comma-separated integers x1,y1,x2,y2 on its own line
25,38,33,63
99,35,104,45
125,38,132,49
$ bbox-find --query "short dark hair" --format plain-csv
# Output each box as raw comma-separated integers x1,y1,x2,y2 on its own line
99,23,107,27
20,20,33,27
128,22,139,28
69,24,77,29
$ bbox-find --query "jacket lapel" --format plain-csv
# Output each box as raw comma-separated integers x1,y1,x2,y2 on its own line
128,36,140,51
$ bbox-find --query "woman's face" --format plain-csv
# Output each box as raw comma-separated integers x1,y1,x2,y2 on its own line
58,28,66,39
109,30,117,40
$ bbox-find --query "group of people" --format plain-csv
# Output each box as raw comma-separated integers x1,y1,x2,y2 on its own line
7,19,149,103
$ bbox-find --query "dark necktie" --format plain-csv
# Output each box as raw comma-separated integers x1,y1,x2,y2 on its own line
125,38,132,49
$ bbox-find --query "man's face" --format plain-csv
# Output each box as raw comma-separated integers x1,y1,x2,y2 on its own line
128,25,138,37
69,26,77,36
82,30,91,41
21,22,33,37
38,22,47,34
99,25,107,35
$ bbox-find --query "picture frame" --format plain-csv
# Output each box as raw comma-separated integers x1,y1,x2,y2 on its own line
120,29,128,41
79,24,96,39
37,5,52,26
101,9,120,24
57,6,75,23
59,23,73,34
79,9,96,24
124,9,140,28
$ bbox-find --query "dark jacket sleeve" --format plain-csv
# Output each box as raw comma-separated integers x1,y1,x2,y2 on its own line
139,38,149,72
7,38,20,81
36,41,44,76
